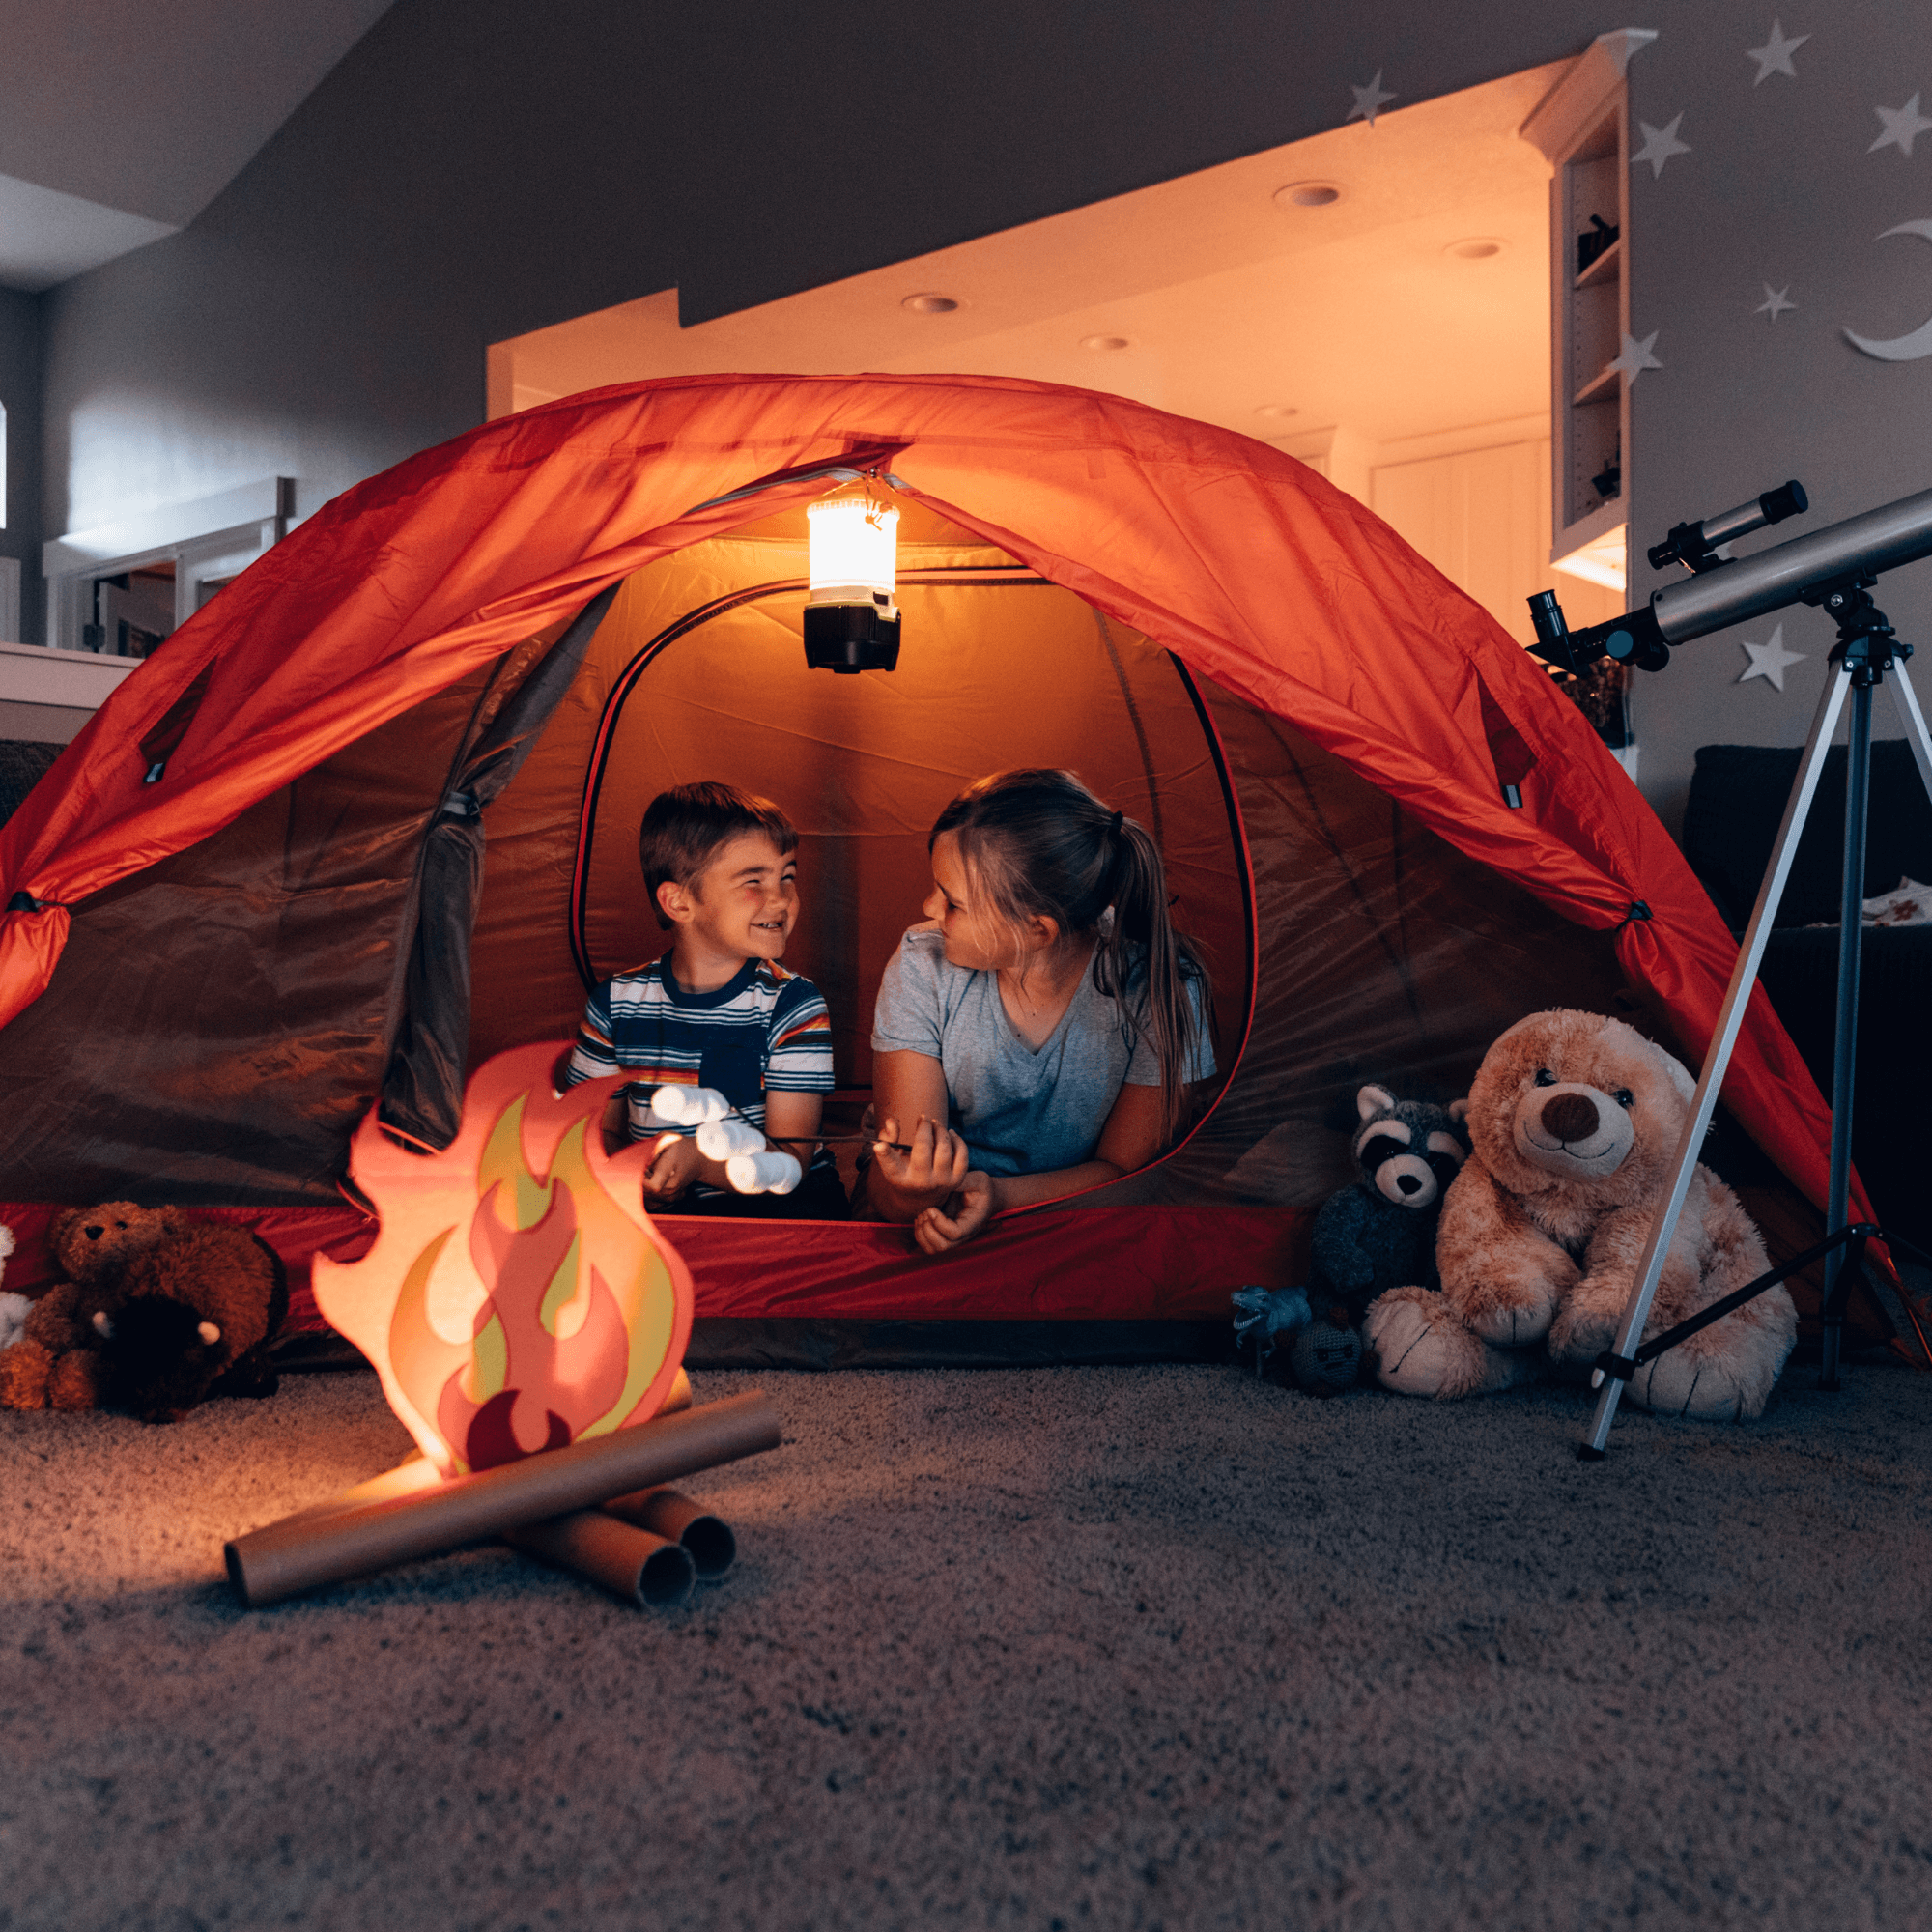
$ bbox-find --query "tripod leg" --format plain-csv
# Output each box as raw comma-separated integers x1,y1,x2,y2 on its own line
1581,664,1853,1457
1820,681,1874,1389
1883,661,1932,805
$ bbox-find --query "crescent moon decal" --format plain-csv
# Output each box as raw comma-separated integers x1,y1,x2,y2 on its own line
1844,220,1932,361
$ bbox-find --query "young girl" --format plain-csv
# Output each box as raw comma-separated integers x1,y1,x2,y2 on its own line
865,768,1214,1252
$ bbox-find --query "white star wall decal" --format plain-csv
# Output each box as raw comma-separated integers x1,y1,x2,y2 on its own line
1632,115,1692,179
1757,284,1797,320
1739,624,1805,691
1871,94,1932,158
1609,330,1663,381
1747,21,1807,84
1348,71,1397,127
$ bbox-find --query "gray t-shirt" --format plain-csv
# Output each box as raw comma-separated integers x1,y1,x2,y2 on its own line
869,924,1215,1178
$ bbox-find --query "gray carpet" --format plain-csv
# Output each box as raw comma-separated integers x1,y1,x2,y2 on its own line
6,1358,1932,1931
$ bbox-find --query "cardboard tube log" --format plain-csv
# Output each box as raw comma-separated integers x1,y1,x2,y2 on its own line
602,1486,737,1578
503,1511,696,1607
266,1370,694,1532
224,1390,779,1607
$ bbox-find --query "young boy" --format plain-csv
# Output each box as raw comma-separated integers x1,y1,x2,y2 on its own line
563,781,845,1217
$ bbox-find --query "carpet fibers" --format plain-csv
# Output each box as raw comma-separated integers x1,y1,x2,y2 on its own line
6,1361,1932,1930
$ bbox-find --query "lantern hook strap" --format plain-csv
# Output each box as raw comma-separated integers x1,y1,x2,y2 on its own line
679,442,911,518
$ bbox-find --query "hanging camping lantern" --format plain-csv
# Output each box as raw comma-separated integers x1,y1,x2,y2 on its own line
803,491,901,673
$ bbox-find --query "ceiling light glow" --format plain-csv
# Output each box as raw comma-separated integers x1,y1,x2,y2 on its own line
1274,182,1343,210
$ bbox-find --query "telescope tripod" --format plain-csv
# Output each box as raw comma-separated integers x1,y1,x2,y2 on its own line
1582,577,1932,1458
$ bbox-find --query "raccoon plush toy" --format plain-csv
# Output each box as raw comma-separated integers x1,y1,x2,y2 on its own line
1300,1085,1470,1387
1236,1085,1471,1395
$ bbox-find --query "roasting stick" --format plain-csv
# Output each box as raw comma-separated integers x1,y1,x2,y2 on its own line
641,1085,918,1199
642,1082,923,1148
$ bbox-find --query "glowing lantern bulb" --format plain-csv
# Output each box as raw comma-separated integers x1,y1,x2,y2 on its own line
807,497,899,610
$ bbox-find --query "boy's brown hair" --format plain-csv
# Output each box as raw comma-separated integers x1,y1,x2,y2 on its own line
639,782,798,929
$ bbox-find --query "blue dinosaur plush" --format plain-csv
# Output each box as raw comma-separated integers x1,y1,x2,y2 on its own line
1312,1084,1470,1328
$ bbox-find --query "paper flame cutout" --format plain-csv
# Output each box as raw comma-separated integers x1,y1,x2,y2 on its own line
314,1043,693,1477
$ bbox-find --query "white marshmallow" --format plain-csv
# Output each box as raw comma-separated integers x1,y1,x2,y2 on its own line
725,1151,802,1195
649,1085,730,1126
696,1117,765,1159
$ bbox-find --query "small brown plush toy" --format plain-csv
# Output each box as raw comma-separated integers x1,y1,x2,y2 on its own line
0,1204,288,1423
1364,1009,1796,1420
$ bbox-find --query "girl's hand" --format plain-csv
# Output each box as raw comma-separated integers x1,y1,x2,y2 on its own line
873,1114,969,1210
912,1172,996,1254
642,1132,703,1201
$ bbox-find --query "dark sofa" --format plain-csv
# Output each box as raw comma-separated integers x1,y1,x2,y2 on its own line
1682,740,1932,1250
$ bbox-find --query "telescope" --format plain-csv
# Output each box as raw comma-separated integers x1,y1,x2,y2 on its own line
1528,480,1932,675
1533,471,1932,1465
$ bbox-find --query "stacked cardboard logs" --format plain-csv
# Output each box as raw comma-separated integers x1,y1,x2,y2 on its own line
224,1384,777,1610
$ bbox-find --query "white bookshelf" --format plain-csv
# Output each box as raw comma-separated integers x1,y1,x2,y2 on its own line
1521,29,1655,582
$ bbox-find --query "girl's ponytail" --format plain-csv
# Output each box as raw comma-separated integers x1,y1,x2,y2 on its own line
933,769,1210,1145
1092,814,1208,1143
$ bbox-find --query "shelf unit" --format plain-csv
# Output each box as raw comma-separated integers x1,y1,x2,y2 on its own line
1521,28,1655,581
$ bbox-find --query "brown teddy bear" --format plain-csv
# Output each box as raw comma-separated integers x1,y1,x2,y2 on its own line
1363,1009,1796,1420
0,1204,288,1423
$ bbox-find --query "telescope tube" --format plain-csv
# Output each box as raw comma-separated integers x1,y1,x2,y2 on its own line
1654,485,1932,643
1568,485,1932,668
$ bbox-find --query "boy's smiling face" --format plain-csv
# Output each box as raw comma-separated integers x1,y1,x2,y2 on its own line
664,830,799,969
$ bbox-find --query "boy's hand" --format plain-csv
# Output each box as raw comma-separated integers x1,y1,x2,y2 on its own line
912,1171,996,1255
642,1132,704,1202
873,1115,969,1211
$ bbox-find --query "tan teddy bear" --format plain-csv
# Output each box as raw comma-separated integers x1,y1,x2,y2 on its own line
1363,1009,1796,1420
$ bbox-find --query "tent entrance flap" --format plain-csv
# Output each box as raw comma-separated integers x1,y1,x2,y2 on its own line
380,584,618,1150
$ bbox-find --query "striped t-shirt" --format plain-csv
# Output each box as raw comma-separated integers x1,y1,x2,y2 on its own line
564,954,836,1195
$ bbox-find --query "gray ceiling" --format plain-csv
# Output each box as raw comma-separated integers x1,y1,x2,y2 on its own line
0,0,398,291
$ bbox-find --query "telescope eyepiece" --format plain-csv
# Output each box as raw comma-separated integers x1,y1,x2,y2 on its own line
1526,588,1578,673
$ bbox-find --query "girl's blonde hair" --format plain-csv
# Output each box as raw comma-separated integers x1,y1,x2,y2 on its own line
931,769,1210,1142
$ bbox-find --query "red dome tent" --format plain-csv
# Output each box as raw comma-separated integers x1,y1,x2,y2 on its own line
0,374,1879,1350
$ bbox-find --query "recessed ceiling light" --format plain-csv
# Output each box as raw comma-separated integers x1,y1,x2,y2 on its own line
1444,238,1507,260
1079,334,1132,352
1254,404,1300,419
901,293,959,313
1274,182,1343,210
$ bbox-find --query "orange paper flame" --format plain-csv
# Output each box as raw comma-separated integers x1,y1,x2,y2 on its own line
314,1043,693,1476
